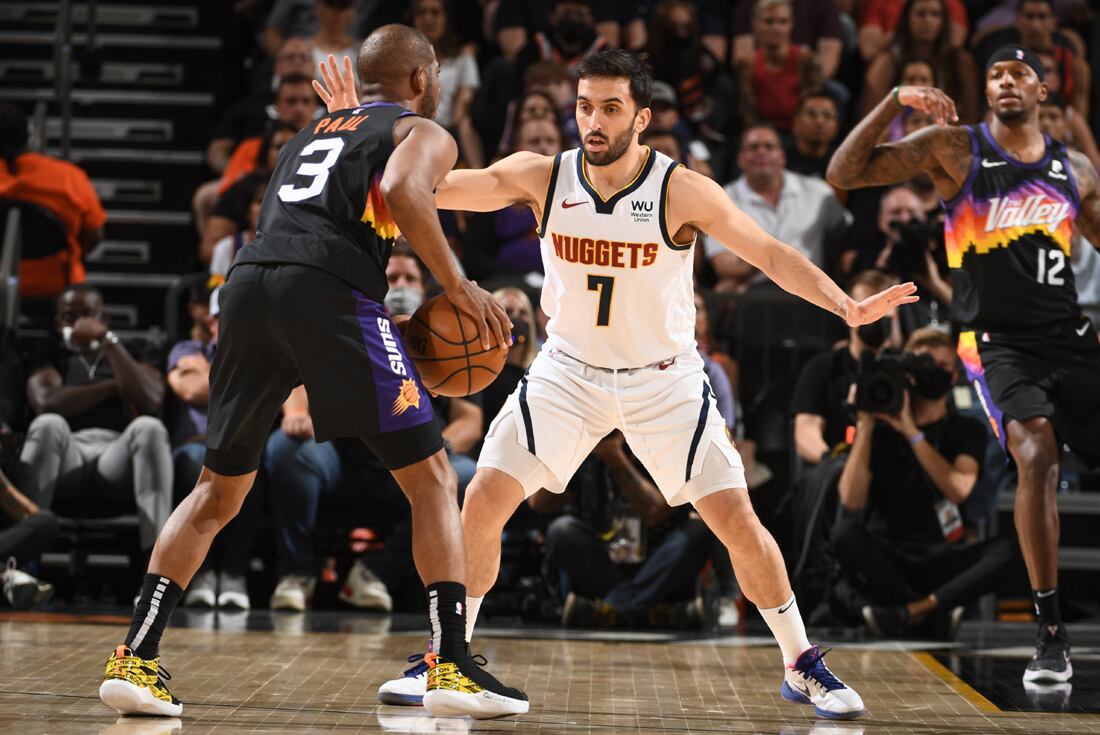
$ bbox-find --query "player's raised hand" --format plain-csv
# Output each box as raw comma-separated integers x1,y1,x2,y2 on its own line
896,86,958,126
446,279,513,352
313,54,359,113
844,282,919,327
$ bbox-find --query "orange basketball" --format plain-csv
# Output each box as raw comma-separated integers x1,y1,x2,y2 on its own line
403,294,508,397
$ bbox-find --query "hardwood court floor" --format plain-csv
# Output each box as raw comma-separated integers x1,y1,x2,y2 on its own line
1,614,1097,734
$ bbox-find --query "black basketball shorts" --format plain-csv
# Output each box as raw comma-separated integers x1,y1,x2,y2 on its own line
958,317,1100,467
204,263,442,475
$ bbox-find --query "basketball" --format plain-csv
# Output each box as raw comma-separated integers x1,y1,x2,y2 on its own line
403,294,508,397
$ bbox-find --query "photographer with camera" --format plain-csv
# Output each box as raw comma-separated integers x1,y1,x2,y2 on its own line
792,270,900,466
831,328,1014,639
873,185,952,334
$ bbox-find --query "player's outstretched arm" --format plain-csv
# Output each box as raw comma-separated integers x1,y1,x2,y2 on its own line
435,151,554,214
383,118,511,350
1068,149,1100,249
827,86,967,191
672,167,918,327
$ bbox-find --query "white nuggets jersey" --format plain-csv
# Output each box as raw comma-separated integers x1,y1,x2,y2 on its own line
537,146,696,369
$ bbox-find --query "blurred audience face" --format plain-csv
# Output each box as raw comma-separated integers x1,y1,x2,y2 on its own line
908,342,957,379
738,126,785,188
985,60,1045,124
907,0,945,44
1038,101,1067,141
515,118,564,157
753,0,793,48
275,81,319,130
519,92,557,124
576,76,648,166
266,128,296,169
1037,51,1061,94
792,96,839,149
900,60,936,88
496,290,533,325
549,1,596,56
659,1,697,48
316,0,355,36
644,132,682,162
386,254,424,293
693,291,710,342
878,186,925,244
412,0,447,45
275,37,315,78
1016,0,1057,51
56,288,105,333
902,109,936,136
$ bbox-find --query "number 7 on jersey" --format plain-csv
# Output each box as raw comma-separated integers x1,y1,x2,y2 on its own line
587,274,614,327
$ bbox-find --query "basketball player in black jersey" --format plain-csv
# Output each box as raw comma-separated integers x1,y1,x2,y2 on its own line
98,25,528,720
829,45,1100,684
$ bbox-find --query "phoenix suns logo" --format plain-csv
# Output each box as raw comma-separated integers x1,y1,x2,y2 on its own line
392,378,422,417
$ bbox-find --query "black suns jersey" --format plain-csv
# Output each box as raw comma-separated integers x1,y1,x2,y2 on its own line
942,122,1081,331
232,101,414,302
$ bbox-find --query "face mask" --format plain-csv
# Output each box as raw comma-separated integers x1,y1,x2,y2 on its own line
553,19,595,52
856,316,892,348
61,325,100,353
384,287,423,317
912,367,953,399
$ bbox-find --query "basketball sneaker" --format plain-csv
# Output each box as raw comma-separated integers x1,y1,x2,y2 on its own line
378,653,429,706
2,557,53,610
780,645,864,719
99,645,182,716
1023,624,1072,683
422,652,529,718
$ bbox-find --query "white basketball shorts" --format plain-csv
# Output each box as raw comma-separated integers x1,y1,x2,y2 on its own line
478,346,746,506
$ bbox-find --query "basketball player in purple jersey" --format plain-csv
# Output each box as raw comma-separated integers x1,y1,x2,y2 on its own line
829,45,1100,683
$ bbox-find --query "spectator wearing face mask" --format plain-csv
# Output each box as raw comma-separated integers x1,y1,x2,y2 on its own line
833,328,1014,639
16,286,171,557
791,270,900,467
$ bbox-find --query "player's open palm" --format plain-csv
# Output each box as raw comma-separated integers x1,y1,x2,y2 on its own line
897,86,959,125
313,54,359,113
446,279,513,352
845,282,919,327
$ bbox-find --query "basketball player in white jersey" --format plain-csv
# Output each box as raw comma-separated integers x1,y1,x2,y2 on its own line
316,50,917,720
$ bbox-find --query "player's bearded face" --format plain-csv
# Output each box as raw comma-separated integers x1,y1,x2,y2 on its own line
418,61,441,120
987,62,1043,124
582,116,635,166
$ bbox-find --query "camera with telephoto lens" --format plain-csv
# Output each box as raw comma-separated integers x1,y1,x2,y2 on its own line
855,351,943,414
886,218,946,276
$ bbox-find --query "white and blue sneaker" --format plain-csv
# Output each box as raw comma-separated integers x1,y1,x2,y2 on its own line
378,653,429,706
780,645,865,720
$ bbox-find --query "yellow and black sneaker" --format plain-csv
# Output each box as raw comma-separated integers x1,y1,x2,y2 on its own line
99,645,183,716
422,652,529,719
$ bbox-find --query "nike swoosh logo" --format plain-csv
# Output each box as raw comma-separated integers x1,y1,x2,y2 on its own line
778,600,795,614
1076,322,1090,337
981,159,1007,168
561,199,586,209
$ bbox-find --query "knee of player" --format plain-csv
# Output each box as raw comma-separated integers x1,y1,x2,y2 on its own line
1009,420,1058,471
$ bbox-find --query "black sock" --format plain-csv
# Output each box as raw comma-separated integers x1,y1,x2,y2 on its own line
427,581,468,661
125,574,185,660
1032,588,1062,628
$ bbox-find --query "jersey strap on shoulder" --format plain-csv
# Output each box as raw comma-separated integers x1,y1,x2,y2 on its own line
658,163,691,251
537,152,564,238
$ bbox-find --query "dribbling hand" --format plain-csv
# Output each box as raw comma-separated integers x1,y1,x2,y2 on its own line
445,280,513,352
844,282,919,328
313,54,359,113
896,86,959,126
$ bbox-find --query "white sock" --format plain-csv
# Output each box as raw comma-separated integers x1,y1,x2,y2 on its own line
465,596,483,643
758,594,812,666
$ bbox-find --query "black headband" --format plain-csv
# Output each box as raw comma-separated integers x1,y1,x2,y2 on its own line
986,45,1045,82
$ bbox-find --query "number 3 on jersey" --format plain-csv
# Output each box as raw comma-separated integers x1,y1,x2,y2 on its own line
587,274,614,326
277,138,345,203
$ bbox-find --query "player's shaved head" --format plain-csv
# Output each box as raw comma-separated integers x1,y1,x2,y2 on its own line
357,24,435,89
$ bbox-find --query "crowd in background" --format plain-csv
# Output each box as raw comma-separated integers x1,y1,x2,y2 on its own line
1,0,1097,637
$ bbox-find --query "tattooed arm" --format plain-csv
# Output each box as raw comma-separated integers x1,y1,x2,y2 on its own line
827,86,971,198
1069,150,1100,249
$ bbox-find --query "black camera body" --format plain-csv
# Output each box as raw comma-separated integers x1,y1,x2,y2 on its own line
855,351,941,414
887,218,946,276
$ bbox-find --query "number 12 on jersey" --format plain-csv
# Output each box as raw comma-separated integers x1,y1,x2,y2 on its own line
587,274,615,327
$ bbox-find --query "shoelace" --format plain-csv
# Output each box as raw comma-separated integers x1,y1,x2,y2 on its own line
798,647,844,692
403,653,429,677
